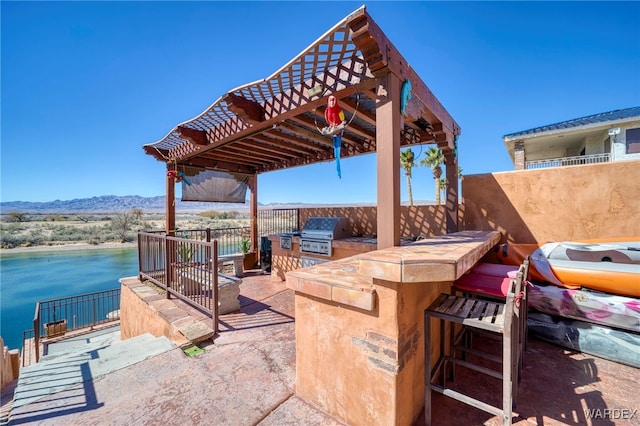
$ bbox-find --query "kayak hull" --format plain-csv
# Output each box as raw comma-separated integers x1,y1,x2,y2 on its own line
487,238,640,297
529,283,640,333
528,312,640,368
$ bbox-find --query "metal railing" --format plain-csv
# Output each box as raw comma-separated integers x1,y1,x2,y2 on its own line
525,153,610,169
24,288,121,364
21,328,35,367
169,227,250,256
134,212,300,340
258,208,299,236
138,233,219,332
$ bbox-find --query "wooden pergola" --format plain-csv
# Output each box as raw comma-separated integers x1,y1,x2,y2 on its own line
143,6,460,251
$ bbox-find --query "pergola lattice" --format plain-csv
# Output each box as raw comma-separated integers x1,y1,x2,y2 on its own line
143,5,461,248
144,6,459,174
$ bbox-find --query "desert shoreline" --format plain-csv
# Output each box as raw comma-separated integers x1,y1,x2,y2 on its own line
0,242,138,256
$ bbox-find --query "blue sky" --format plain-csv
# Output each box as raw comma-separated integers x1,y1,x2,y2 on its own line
2,1,639,205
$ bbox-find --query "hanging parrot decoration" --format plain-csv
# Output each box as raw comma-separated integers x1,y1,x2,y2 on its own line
323,95,346,178
167,170,191,185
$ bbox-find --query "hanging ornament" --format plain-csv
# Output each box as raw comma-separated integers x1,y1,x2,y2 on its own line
322,96,346,178
400,79,412,115
167,170,191,185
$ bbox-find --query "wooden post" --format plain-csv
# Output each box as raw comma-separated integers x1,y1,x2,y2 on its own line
376,73,402,249
445,152,459,234
249,174,258,253
166,165,176,235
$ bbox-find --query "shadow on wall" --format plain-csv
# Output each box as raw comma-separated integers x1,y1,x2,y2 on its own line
461,173,535,244
299,205,452,239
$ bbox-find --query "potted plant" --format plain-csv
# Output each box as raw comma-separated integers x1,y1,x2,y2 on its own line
45,308,67,337
240,238,255,270
240,238,251,255
178,242,193,265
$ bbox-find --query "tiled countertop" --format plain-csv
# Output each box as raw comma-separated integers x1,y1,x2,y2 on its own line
286,255,375,311
286,231,501,311
358,230,501,283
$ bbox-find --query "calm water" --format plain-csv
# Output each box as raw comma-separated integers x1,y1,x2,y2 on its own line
0,247,138,351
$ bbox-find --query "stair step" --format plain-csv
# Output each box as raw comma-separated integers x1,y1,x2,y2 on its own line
13,333,175,409
41,328,123,360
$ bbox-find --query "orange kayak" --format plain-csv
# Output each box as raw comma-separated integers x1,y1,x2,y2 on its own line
486,239,640,297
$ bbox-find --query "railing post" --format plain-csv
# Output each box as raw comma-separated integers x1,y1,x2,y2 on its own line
33,302,40,363
137,233,143,281
212,240,219,334
92,299,97,329
165,236,172,299
205,228,212,264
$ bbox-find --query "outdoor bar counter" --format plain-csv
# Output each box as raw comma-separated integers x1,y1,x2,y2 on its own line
285,230,501,426
269,234,378,280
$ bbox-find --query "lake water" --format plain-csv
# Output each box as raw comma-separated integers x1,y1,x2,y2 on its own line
0,247,138,351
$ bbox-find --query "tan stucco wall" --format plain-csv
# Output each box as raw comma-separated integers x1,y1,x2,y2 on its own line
119,279,189,346
1,337,20,390
270,238,302,281
461,160,640,244
294,279,450,426
299,205,450,239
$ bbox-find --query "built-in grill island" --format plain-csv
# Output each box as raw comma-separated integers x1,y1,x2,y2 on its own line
269,217,378,280
300,217,349,257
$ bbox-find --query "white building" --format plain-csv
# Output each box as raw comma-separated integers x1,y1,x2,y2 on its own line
503,106,640,170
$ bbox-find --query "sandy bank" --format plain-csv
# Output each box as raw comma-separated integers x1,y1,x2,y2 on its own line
0,242,137,256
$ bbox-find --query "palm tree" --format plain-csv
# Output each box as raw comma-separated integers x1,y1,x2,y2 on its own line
420,147,445,205
400,148,416,206
439,177,447,204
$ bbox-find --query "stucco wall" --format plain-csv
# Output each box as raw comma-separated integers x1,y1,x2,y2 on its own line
119,279,189,347
299,205,450,239
461,160,640,244
294,278,450,426
1,337,20,390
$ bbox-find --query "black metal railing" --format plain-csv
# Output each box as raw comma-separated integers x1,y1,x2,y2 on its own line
24,288,121,364
138,233,219,332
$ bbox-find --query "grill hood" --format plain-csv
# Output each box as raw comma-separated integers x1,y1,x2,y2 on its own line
301,217,349,240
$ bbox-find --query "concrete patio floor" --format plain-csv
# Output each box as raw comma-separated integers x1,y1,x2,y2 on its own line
4,270,640,425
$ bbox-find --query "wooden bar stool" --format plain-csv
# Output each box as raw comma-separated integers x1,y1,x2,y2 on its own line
452,258,531,377
424,260,529,426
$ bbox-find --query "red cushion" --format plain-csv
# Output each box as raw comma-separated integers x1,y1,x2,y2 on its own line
453,273,512,298
471,263,519,279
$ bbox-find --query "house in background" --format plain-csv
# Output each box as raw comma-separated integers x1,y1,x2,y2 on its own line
503,106,640,170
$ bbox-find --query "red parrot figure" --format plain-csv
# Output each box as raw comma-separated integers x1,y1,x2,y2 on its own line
324,95,345,127
322,95,346,179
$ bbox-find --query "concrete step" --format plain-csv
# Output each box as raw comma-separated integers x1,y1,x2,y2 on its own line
12,332,175,410
42,327,123,359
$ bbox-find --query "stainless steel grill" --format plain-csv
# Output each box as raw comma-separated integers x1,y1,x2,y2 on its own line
300,217,348,256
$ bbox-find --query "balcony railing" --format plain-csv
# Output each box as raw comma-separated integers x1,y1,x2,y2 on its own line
525,153,610,169
23,288,121,365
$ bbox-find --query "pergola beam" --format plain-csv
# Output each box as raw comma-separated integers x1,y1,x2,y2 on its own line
175,79,377,162
347,9,460,150
223,93,265,124
177,126,208,146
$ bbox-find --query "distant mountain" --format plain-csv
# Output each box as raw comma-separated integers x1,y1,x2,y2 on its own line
0,195,437,214
0,195,250,214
